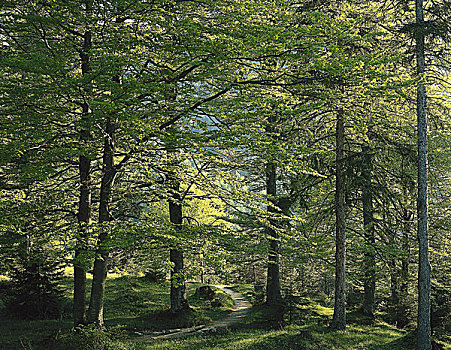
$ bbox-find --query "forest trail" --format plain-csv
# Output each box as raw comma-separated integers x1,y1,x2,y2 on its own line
210,286,251,328
132,286,251,343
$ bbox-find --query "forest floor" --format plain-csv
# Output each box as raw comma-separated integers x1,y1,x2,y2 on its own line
132,286,251,343
0,275,235,350
0,276,450,350
127,284,451,350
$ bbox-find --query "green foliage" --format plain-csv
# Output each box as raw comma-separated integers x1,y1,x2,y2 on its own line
431,280,451,334
5,248,66,320
383,298,415,329
209,290,234,309
54,325,131,350
190,286,234,311
0,0,450,348
141,292,451,349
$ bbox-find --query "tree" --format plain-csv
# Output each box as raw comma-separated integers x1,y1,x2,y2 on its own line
168,177,189,313
415,0,431,348
74,0,93,326
361,143,376,317
265,114,283,306
331,109,346,330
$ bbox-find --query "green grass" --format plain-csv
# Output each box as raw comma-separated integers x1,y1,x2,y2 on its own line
129,295,451,350
229,284,260,304
0,275,234,350
123,323,414,350
1,278,450,350
131,319,451,350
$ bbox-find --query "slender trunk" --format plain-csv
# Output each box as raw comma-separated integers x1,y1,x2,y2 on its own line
331,111,346,330
74,156,90,326
361,145,375,317
265,114,282,306
266,161,282,305
390,259,399,308
169,180,188,313
401,209,411,295
400,156,411,297
415,0,431,348
200,252,204,284
87,116,116,326
73,28,92,327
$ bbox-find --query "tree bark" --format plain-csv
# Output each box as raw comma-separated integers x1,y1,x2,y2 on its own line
400,208,411,295
169,180,188,313
361,145,375,318
415,0,431,348
331,110,346,330
87,116,116,326
73,28,92,327
265,161,282,305
390,259,399,308
265,113,282,306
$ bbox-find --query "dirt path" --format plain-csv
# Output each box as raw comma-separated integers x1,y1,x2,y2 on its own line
132,286,251,343
211,286,251,328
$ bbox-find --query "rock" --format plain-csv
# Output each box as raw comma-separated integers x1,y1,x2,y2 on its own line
211,298,224,307
143,270,166,283
299,329,312,340
203,327,217,334
194,286,216,300
215,326,230,335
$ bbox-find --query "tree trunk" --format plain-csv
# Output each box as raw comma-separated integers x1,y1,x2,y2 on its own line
331,111,346,330
361,145,376,317
73,28,92,327
390,259,399,308
400,208,411,295
169,180,188,313
415,0,431,348
265,113,282,306
265,161,282,305
87,116,116,326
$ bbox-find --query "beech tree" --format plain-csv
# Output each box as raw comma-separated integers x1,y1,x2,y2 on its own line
1,1,450,345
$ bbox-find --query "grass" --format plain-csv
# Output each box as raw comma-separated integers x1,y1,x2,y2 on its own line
1,276,450,350
124,323,419,350
130,294,451,350
132,318,451,350
0,275,234,350
229,284,258,304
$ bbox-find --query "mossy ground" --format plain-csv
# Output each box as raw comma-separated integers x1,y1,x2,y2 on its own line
0,274,234,350
0,276,449,350
131,312,451,350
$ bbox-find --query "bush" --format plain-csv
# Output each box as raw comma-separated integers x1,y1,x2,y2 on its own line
431,280,451,334
55,325,132,350
6,248,65,320
383,295,415,329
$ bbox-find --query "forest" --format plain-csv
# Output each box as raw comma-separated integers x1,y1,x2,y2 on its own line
0,0,450,349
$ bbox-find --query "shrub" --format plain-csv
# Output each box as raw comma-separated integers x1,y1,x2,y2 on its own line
55,325,132,350
431,280,451,334
6,248,65,320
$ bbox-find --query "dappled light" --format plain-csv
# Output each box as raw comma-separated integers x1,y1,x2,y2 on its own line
1,0,450,349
